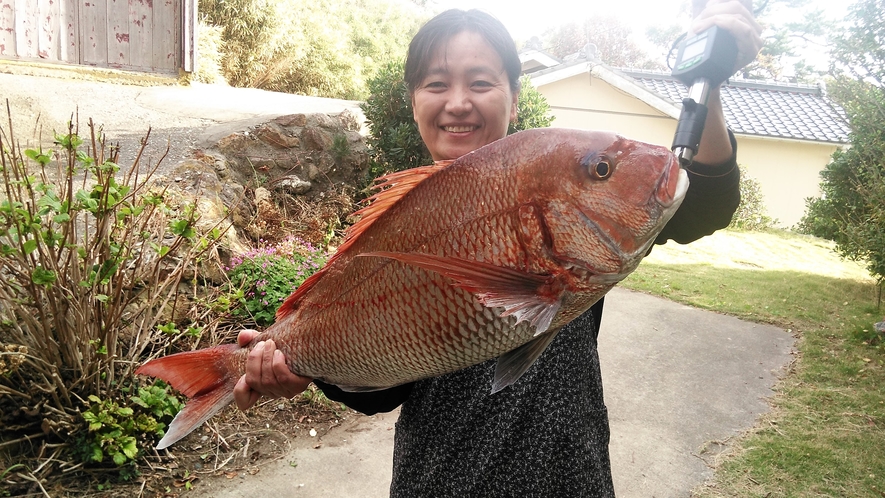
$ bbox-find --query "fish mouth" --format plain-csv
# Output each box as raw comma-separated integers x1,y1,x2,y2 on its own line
656,155,690,209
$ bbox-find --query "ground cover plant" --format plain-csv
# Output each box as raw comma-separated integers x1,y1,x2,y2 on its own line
224,236,327,326
622,229,884,497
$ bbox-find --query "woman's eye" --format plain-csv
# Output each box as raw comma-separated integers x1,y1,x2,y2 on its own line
472,80,493,88
425,81,446,89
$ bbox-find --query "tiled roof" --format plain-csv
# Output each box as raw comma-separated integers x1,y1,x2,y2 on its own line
622,69,850,144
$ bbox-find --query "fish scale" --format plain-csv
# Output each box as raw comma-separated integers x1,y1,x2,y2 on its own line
136,128,689,449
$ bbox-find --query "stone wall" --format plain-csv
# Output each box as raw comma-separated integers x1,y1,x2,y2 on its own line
156,110,371,268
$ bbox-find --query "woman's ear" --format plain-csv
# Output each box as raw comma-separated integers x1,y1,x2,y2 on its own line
510,91,519,123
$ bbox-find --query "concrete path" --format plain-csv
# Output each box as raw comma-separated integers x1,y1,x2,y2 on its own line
192,287,795,497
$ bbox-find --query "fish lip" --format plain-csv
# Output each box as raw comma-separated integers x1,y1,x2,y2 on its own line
656,155,690,208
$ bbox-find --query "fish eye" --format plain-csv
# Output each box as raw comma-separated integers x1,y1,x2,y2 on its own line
592,160,612,179
582,154,614,180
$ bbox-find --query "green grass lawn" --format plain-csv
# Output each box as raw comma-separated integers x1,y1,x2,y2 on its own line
621,229,885,497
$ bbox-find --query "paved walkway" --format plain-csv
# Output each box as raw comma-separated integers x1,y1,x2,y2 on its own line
192,287,795,497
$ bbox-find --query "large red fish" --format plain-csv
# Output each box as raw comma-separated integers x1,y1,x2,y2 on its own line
137,128,688,449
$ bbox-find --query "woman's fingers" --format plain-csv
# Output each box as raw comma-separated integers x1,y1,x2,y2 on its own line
233,337,313,412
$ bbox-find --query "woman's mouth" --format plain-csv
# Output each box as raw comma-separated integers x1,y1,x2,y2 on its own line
442,125,478,133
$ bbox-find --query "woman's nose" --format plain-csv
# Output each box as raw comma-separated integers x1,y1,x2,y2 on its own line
444,87,472,115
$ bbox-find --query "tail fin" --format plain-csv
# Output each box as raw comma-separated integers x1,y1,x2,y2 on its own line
135,344,241,449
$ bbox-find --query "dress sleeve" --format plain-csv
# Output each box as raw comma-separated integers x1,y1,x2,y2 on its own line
313,380,413,415
655,130,741,245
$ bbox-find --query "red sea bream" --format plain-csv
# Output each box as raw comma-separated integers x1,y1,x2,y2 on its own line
137,128,689,449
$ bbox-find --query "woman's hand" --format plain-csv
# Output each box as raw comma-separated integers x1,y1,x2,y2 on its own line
689,0,763,166
233,330,313,411
691,0,763,75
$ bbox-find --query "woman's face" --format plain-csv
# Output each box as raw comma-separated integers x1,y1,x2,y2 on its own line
411,30,518,161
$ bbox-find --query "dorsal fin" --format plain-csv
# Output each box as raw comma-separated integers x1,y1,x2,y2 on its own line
276,161,451,319
341,161,451,250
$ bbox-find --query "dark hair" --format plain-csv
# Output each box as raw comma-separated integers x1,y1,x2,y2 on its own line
404,9,521,94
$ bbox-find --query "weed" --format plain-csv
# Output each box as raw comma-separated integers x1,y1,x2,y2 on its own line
331,133,350,163
76,380,181,472
300,384,346,414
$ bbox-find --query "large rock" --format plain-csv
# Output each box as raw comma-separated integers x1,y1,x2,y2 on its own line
162,111,367,251
211,110,369,194
150,158,249,283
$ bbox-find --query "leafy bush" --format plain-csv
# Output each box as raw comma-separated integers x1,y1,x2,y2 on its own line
225,236,327,325
795,0,885,285
509,76,556,134
0,116,224,483
360,59,432,178
729,172,776,231
360,61,555,178
195,19,226,84
796,192,839,241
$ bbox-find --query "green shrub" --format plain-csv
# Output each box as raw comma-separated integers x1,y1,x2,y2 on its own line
0,116,224,485
360,61,555,179
195,19,226,84
509,76,556,134
797,80,885,284
225,236,327,326
796,194,839,240
729,172,776,231
360,59,431,178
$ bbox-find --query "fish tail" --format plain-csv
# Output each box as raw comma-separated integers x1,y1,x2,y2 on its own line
135,344,241,449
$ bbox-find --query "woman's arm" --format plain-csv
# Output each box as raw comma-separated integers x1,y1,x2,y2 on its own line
655,0,762,244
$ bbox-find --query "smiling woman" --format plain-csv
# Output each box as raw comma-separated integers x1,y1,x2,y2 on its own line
408,31,519,160
231,5,760,497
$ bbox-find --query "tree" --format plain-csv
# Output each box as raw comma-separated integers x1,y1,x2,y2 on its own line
199,0,426,99
360,60,554,178
542,15,664,70
740,0,834,82
797,0,885,284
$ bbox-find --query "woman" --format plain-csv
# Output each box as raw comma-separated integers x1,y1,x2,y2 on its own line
235,4,762,496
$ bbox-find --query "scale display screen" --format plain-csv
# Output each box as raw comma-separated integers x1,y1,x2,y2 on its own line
681,36,707,61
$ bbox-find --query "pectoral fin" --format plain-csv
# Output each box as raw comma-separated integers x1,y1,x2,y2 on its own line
360,251,562,335
492,328,561,393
